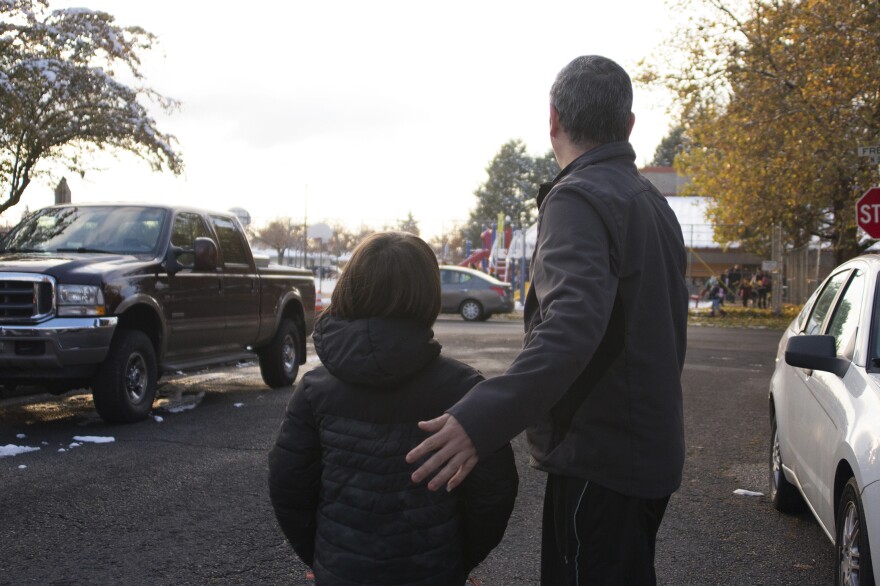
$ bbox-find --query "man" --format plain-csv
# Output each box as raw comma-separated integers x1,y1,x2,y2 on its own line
406,55,688,584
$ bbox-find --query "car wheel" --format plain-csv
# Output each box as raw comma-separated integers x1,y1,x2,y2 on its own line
92,329,157,423
769,413,806,513
837,478,875,586
258,318,302,388
460,299,484,321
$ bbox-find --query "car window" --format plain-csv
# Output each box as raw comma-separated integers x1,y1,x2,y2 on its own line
796,285,821,331
804,270,851,335
826,269,865,358
441,271,472,285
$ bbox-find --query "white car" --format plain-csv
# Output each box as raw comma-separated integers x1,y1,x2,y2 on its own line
769,254,880,585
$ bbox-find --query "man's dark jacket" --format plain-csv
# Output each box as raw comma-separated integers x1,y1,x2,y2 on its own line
268,315,518,586
449,141,688,499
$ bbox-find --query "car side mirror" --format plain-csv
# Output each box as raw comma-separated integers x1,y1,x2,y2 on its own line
193,237,218,271
785,335,850,377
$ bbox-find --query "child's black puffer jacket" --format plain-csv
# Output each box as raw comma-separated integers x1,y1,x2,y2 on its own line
269,314,519,586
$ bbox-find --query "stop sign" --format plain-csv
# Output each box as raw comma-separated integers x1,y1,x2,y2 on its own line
857,187,880,238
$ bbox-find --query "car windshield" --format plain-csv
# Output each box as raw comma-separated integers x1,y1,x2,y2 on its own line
0,206,167,255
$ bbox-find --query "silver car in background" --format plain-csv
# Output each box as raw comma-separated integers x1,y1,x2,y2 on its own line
439,266,514,321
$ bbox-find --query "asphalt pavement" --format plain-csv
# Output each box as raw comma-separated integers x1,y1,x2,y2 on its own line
0,320,834,585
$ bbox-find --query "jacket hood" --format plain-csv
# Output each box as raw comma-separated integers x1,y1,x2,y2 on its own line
312,314,441,387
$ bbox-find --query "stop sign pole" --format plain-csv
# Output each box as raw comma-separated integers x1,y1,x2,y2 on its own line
857,187,880,238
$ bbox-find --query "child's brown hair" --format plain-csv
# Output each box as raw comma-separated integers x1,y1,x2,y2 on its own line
326,231,440,327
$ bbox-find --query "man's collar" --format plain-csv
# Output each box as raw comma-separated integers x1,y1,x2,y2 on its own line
536,141,636,208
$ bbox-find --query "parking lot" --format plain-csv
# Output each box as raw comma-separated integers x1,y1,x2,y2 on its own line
0,320,832,585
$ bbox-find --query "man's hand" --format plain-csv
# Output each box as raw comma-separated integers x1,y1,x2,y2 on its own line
406,414,478,492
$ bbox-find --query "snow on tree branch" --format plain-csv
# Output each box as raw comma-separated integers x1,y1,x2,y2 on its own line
0,0,183,216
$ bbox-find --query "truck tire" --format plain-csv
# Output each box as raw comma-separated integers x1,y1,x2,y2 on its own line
92,329,158,423
259,318,302,388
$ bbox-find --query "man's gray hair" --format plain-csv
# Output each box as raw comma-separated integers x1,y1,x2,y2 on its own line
550,55,633,147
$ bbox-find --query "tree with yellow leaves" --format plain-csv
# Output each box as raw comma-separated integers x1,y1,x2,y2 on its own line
640,0,880,263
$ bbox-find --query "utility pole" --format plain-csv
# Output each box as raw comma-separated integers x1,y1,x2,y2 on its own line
303,184,308,269
771,225,783,316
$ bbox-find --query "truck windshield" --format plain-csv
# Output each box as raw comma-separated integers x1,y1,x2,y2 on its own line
0,206,168,255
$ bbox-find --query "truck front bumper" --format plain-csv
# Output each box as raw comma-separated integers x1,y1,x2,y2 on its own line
0,317,118,380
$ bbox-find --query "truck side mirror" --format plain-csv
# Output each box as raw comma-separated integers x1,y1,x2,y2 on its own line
164,244,184,276
193,237,218,271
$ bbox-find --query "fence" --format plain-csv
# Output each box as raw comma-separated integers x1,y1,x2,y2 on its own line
782,244,836,306
680,223,835,308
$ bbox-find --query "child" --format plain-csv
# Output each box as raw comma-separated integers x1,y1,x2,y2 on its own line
709,281,727,317
268,231,518,585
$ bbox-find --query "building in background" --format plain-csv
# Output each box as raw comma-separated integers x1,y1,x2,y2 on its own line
640,166,761,290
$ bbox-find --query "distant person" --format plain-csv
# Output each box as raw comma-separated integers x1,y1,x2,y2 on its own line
761,271,772,308
727,264,742,302
739,274,753,307
268,231,518,585
407,55,688,585
481,224,493,271
710,281,726,317
754,270,767,308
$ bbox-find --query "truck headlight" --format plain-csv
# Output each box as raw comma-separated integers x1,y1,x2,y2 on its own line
56,285,106,316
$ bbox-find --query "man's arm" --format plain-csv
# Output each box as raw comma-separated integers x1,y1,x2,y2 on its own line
408,189,619,490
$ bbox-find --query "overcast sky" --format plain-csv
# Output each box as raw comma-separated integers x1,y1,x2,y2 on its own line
23,0,680,239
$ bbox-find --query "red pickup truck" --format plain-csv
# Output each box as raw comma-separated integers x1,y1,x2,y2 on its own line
0,203,316,423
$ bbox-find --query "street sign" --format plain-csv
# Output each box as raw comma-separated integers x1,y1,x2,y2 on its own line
857,187,880,238
859,146,880,165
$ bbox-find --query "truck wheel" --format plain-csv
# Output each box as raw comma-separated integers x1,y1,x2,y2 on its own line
259,318,302,388
92,330,157,423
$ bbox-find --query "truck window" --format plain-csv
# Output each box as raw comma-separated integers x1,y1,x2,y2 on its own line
1,206,167,254
171,212,211,267
209,215,249,266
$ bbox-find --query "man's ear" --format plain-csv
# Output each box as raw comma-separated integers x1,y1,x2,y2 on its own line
626,113,636,138
550,105,563,138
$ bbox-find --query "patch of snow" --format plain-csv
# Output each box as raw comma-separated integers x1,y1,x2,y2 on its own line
164,391,205,413
58,448,67,453
72,436,115,444
733,489,764,497
153,415,164,423
234,402,244,408
18,465,27,470
16,433,26,439
68,442,82,449
0,444,40,458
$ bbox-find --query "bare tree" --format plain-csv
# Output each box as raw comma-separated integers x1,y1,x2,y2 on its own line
254,218,300,265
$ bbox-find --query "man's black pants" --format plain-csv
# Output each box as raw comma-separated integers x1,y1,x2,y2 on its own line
540,474,670,585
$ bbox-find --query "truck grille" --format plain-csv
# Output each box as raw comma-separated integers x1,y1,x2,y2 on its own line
0,274,55,322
